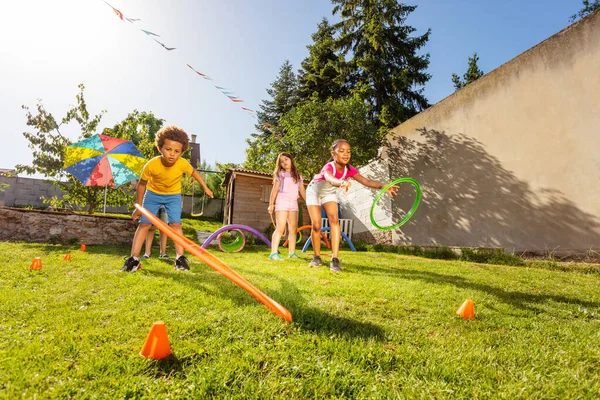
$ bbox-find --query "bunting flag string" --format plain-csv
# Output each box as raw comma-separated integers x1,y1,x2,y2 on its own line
141,29,160,37
102,1,257,117
152,38,176,51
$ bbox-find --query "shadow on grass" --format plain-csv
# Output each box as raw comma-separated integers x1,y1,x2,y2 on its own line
144,264,386,341
138,352,207,379
347,259,600,314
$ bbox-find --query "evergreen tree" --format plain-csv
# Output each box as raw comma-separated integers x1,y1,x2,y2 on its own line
570,0,600,22
297,18,348,101
451,52,484,91
332,0,431,129
244,61,299,172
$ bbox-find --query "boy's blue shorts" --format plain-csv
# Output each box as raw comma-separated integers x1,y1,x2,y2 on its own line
139,190,182,225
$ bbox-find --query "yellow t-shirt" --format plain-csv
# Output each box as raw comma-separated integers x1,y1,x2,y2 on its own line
140,156,193,194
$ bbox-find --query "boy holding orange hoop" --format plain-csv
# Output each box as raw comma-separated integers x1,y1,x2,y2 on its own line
120,125,213,273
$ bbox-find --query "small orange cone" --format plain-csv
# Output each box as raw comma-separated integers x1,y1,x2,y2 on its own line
456,299,475,320
29,257,42,270
63,253,71,261
140,321,172,360
80,243,86,251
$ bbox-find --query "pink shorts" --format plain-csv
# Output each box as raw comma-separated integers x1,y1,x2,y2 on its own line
275,192,299,212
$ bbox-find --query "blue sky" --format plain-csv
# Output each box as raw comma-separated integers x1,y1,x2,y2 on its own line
0,1,581,175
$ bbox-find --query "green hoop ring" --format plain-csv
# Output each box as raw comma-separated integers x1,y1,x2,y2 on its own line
218,229,246,253
370,177,422,231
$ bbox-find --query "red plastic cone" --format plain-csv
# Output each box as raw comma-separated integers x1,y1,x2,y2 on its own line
29,257,42,270
63,253,71,261
456,299,475,320
80,243,86,251
140,321,171,360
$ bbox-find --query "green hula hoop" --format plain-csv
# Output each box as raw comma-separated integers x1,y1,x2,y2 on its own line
370,177,422,231
218,229,246,252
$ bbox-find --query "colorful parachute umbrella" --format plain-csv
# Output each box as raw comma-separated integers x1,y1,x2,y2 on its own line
63,134,146,213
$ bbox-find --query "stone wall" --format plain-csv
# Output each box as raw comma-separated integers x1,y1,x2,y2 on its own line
0,207,137,245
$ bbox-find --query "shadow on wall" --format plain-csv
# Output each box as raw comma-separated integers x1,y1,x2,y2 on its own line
384,127,600,253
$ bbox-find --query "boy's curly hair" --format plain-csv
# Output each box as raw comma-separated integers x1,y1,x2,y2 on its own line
155,125,190,152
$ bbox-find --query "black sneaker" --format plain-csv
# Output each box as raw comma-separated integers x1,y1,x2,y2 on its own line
308,255,323,268
330,257,342,273
159,254,170,259
120,256,140,273
174,256,190,271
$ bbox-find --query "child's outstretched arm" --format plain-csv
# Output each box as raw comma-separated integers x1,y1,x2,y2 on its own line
353,173,398,196
132,179,148,220
191,170,214,198
268,180,281,214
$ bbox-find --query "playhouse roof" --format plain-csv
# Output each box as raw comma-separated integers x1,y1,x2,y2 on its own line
222,168,272,187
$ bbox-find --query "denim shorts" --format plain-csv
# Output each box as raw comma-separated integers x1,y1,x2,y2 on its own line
139,190,182,225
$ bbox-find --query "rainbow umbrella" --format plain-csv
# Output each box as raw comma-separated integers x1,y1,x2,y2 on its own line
63,134,146,213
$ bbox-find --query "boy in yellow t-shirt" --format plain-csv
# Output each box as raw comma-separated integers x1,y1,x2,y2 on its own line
120,125,213,272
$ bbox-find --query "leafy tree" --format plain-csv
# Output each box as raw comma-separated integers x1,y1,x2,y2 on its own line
102,110,164,159
451,52,484,91
332,0,431,130
15,84,110,213
570,0,600,22
298,18,348,101
244,61,299,172
16,84,163,213
279,95,379,177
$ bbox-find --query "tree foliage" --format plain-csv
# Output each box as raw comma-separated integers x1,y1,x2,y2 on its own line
332,0,431,129
279,96,379,177
570,0,600,22
244,61,299,172
15,84,164,213
297,18,348,101
451,52,484,91
243,0,432,175
102,110,164,159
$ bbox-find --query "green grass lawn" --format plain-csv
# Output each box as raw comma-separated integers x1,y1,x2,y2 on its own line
1,237,600,398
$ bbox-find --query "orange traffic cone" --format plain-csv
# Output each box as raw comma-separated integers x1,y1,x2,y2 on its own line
456,299,475,320
80,243,86,252
140,321,172,360
29,257,42,270
63,253,71,261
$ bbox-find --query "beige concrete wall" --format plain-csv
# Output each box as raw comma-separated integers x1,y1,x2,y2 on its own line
378,11,600,255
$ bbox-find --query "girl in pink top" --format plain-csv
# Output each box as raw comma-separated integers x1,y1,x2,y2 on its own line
268,152,307,260
305,139,398,273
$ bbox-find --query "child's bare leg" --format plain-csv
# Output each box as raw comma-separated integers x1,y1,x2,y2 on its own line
132,224,152,257
322,202,340,258
307,205,323,256
169,223,185,256
287,211,298,255
159,232,167,255
270,211,288,255
144,228,155,256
